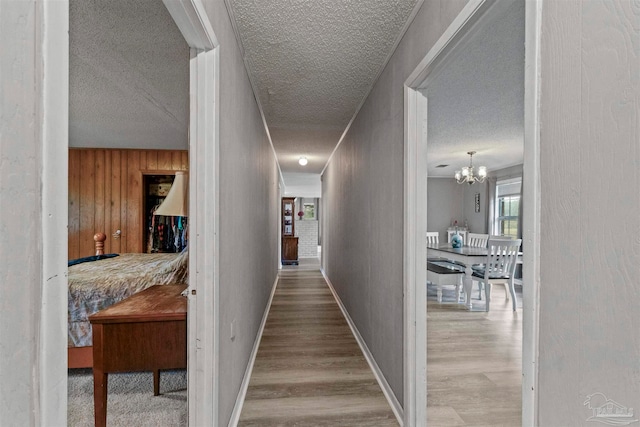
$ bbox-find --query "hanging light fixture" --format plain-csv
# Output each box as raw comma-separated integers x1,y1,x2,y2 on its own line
298,156,308,166
454,151,487,185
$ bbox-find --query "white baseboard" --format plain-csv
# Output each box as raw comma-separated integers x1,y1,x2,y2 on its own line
320,268,404,426
227,274,279,427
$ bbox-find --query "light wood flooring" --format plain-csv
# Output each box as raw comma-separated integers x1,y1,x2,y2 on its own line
238,268,399,426
238,267,521,426
427,285,522,426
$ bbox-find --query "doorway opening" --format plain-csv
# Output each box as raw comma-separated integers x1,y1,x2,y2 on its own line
42,1,220,425
280,196,322,269
403,0,541,424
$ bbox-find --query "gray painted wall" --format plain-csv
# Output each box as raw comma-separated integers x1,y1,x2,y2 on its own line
462,182,488,234
200,2,280,425
538,0,639,423
324,0,640,419
322,0,470,403
427,178,464,240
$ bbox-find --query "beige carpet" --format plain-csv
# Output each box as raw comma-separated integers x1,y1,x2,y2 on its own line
67,368,187,426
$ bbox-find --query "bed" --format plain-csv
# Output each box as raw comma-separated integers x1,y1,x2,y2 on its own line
68,236,188,368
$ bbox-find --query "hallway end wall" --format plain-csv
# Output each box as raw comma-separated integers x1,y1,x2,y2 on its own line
321,0,470,405
202,2,280,425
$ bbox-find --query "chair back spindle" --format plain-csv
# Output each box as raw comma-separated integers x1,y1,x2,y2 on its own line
467,233,489,248
426,231,439,246
486,239,520,278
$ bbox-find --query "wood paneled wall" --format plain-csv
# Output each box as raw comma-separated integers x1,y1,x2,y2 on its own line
68,148,188,259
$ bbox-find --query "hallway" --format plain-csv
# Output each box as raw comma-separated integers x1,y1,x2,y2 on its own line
238,268,398,426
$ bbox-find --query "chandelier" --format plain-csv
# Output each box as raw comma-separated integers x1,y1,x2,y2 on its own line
454,151,487,185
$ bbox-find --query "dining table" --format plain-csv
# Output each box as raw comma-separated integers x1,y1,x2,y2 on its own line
427,243,522,310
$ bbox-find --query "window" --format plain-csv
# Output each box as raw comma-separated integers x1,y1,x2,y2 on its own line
497,195,520,238
303,203,315,219
495,179,521,238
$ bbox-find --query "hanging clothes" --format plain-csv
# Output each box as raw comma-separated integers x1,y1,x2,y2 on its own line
148,204,187,253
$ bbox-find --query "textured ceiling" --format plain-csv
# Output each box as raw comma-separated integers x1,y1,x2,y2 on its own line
228,0,524,191
425,0,525,177
227,0,421,177
68,0,524,193
69,0,189,150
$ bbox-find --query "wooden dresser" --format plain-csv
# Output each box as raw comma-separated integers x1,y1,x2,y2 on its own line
89,284,187,427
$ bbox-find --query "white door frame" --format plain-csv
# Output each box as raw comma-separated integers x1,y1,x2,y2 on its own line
162,1,220,425
41,1,221,425
40,1,70,424
402,0,541,425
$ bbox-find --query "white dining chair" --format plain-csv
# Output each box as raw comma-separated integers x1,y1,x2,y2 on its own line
484,236,519,301
466,232,489,299
426,231,465,302
467,233,489,248
426,231,439,246
472,238,522,311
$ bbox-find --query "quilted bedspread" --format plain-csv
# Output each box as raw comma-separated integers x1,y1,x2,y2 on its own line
68,251,188,347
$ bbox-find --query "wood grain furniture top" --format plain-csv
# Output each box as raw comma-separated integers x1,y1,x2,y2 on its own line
89,283,187,324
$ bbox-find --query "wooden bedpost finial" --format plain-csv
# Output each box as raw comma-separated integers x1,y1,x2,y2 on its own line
94,232,107,256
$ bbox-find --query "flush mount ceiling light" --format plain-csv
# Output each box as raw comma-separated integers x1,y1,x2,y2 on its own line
454,151,487,185
298,156,308,166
